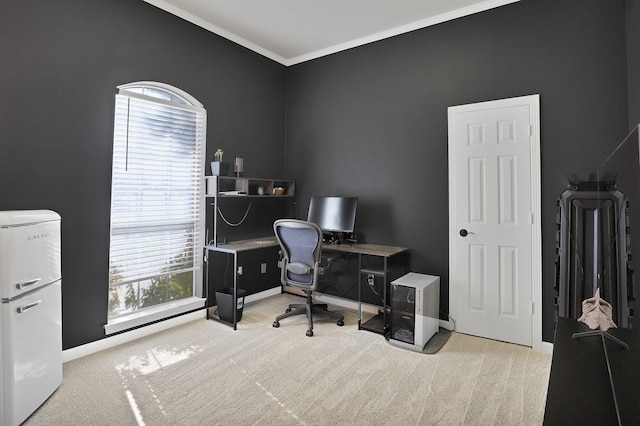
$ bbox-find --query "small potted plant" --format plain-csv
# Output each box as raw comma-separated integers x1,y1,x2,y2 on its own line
211,148,230,176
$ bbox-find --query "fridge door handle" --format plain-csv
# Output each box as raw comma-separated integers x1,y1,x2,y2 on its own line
16,278,41,290
17,300,42,314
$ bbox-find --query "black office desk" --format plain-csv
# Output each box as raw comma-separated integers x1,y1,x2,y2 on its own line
204,237,281,329
319,243,409,335
544,317,640,425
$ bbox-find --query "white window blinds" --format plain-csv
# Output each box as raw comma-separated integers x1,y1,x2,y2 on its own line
108,87,205,316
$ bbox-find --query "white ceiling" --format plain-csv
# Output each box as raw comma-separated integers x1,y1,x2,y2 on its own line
143,0,519,66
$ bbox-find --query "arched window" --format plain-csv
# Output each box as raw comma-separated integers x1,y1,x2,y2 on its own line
106,82,206,332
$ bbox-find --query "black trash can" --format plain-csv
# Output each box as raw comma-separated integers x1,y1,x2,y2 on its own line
215,287,247,323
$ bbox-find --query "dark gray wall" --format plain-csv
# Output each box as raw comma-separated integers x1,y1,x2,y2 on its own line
1,0,636,349
629,0,640,127
285,0,630,342
0,0,287,349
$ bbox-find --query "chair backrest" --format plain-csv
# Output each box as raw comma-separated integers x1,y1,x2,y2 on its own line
273,219,323,291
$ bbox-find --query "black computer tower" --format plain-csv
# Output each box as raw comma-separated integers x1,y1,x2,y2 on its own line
389,273,440,352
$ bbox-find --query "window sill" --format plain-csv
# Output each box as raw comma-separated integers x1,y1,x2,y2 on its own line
105,297,206,335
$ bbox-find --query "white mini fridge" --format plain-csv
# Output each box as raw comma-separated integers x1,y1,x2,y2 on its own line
0,210,62,426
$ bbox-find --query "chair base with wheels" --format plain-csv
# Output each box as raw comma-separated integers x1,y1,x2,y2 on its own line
272,219,345,337
273,291,344,336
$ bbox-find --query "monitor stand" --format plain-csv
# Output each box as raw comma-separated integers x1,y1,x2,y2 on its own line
323,231,345,244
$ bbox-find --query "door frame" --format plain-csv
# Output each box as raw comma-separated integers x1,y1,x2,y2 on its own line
447,94,543,352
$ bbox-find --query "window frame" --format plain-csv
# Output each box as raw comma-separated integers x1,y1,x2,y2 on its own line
105,82,206,335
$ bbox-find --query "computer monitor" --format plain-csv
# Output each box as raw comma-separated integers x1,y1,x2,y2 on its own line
307,196,358,234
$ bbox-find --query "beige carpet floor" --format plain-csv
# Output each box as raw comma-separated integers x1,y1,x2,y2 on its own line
24,294,551,425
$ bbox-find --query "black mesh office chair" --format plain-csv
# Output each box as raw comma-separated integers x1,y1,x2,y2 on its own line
272,219,344,336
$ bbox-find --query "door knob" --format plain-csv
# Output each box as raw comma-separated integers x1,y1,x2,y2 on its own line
459,229,474,237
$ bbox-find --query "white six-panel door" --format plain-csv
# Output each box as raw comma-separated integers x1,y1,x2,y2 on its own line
448,95,541,348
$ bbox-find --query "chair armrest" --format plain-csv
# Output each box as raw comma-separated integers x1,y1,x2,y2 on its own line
287,262,312,275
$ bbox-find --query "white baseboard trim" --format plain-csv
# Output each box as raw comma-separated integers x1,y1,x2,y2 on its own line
245,286,282,304
63,310,205,363
63,288,554,363
540,340,554,355
64,287,283,364
104,297,206,335
284,287,555,353
439,319,455,331
283,287,380,315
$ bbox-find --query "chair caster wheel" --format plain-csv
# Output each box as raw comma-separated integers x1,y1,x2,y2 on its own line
273,321,280,328
306,330,313,337
337,320,344,326
285,308,292,313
